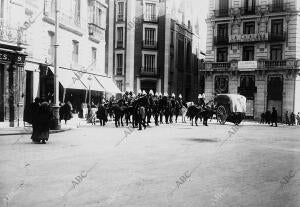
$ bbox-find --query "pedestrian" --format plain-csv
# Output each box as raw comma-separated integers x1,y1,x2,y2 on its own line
271,107,278,127
59,101,73,124
34,100,52,144
290,112,295,126
96,104,108,126
285,111,290,125
30,97,41,142
297,112,300,125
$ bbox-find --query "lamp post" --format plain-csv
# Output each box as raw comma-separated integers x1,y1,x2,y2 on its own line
52,0,61,130
87,75,92,105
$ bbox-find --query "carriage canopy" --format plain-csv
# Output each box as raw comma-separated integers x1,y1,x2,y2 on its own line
214,94,247,113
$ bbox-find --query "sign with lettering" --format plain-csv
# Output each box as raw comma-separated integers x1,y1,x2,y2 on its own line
0,51,26,65
238,61,257,71
229,33,268,43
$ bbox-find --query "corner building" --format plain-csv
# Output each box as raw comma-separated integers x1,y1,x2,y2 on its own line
204,0,300,120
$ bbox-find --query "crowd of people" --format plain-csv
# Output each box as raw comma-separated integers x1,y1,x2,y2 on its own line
260,109,300,127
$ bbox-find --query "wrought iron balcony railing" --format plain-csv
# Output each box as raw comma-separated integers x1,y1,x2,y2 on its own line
240,6,257,15
116,41,124,48
88,23,105,41
269,32,286,42
214,35,229,45
213,9,230,17
140,67,159,77
117,14,124,22
116,67,123,76
143,15,158,23
269,3,290,13
0,18,26,45
142,40,157,49
264,60,286,69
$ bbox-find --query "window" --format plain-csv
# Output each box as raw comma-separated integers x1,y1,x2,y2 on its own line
177,37,184,69
271,19,283,34
71,0,80,25
145,3,156,21
116,80,123,91
48,32,55,64
72,40,79,65
144,28,156,45
215,75,229,94
117,2,124,21
243,22,255,34
270,45,282,60
243,46,254,61
217,24,228,37
240,75,255,89
116,54,123,75
92,47,97,65
244,0,256,14
219,0,229,16
217,47,228,62
117,27,124,47
272,0,283,11
144,54,156,71
0,0,4,18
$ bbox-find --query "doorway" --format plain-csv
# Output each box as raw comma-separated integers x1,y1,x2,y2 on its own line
267,75,283,120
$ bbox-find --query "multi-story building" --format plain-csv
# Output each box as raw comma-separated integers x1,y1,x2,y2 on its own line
0,0,120,126
204,0,300,120
107,0,203,101
0,0,27,126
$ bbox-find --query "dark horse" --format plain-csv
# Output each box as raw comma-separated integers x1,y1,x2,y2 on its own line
109,100,125,127
186,104,214,126
132,96,148,130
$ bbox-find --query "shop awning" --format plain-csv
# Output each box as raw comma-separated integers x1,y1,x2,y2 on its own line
48,67,87,90
24,62,39,72
95,76,122,94
80,74,105,91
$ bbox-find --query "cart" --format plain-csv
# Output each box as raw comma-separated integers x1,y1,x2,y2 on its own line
213,94,247,125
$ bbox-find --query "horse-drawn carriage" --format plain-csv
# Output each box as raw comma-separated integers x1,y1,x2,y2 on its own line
213,94,246,125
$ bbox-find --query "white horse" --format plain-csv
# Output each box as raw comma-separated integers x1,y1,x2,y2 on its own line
180,102,194,123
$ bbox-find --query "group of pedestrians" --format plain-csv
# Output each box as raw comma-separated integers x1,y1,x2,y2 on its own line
260,108,300,127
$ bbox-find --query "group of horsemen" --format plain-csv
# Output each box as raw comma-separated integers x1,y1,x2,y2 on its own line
95,90,211,130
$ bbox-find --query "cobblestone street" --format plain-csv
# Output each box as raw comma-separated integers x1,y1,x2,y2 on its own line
1,121,299,207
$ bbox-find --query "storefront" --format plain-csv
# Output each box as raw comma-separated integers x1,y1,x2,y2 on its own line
0,49,26,126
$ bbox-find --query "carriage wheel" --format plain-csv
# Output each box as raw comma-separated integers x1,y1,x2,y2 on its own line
216,105,227,125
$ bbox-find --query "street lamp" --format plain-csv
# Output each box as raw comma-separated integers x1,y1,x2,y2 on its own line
87,75,92,105
52,0,61,130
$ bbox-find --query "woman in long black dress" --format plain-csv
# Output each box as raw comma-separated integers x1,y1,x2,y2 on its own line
35,101,52,144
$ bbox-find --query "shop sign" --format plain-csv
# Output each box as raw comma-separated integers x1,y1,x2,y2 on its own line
229,33,268,43
238,61,257,71
0,51,26,65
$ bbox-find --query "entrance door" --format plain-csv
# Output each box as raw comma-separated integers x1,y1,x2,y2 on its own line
140,80,156,94
0,64,4,121
267,75,283,120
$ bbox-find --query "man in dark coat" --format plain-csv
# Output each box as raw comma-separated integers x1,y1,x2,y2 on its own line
97,104,108,126
271,107,278,127
265,110,271,125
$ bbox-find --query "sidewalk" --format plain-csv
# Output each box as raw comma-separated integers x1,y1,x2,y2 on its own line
0,114,85,136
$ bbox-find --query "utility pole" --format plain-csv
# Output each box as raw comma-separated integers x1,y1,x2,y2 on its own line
52,0,61,130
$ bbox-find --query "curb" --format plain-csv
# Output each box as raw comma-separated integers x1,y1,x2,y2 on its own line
0,128,73,136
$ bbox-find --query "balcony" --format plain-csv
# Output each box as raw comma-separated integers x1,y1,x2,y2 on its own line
116,67,123,76
116,41,124,48
142,40,157,49
213,9,230,17
269,3,290,13
240,6,257,15
268,32,286,42
264,60,286,69
143,15,158,23
214,35,229,45
140,67,159,77
88,23,105,42
117,14,124,22
212,62,231,70
0,19,26,45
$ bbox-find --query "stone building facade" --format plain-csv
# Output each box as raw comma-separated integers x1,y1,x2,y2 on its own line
203,0,300,120
107,0,203,101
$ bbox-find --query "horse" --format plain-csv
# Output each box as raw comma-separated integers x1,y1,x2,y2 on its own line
186,104,214,126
